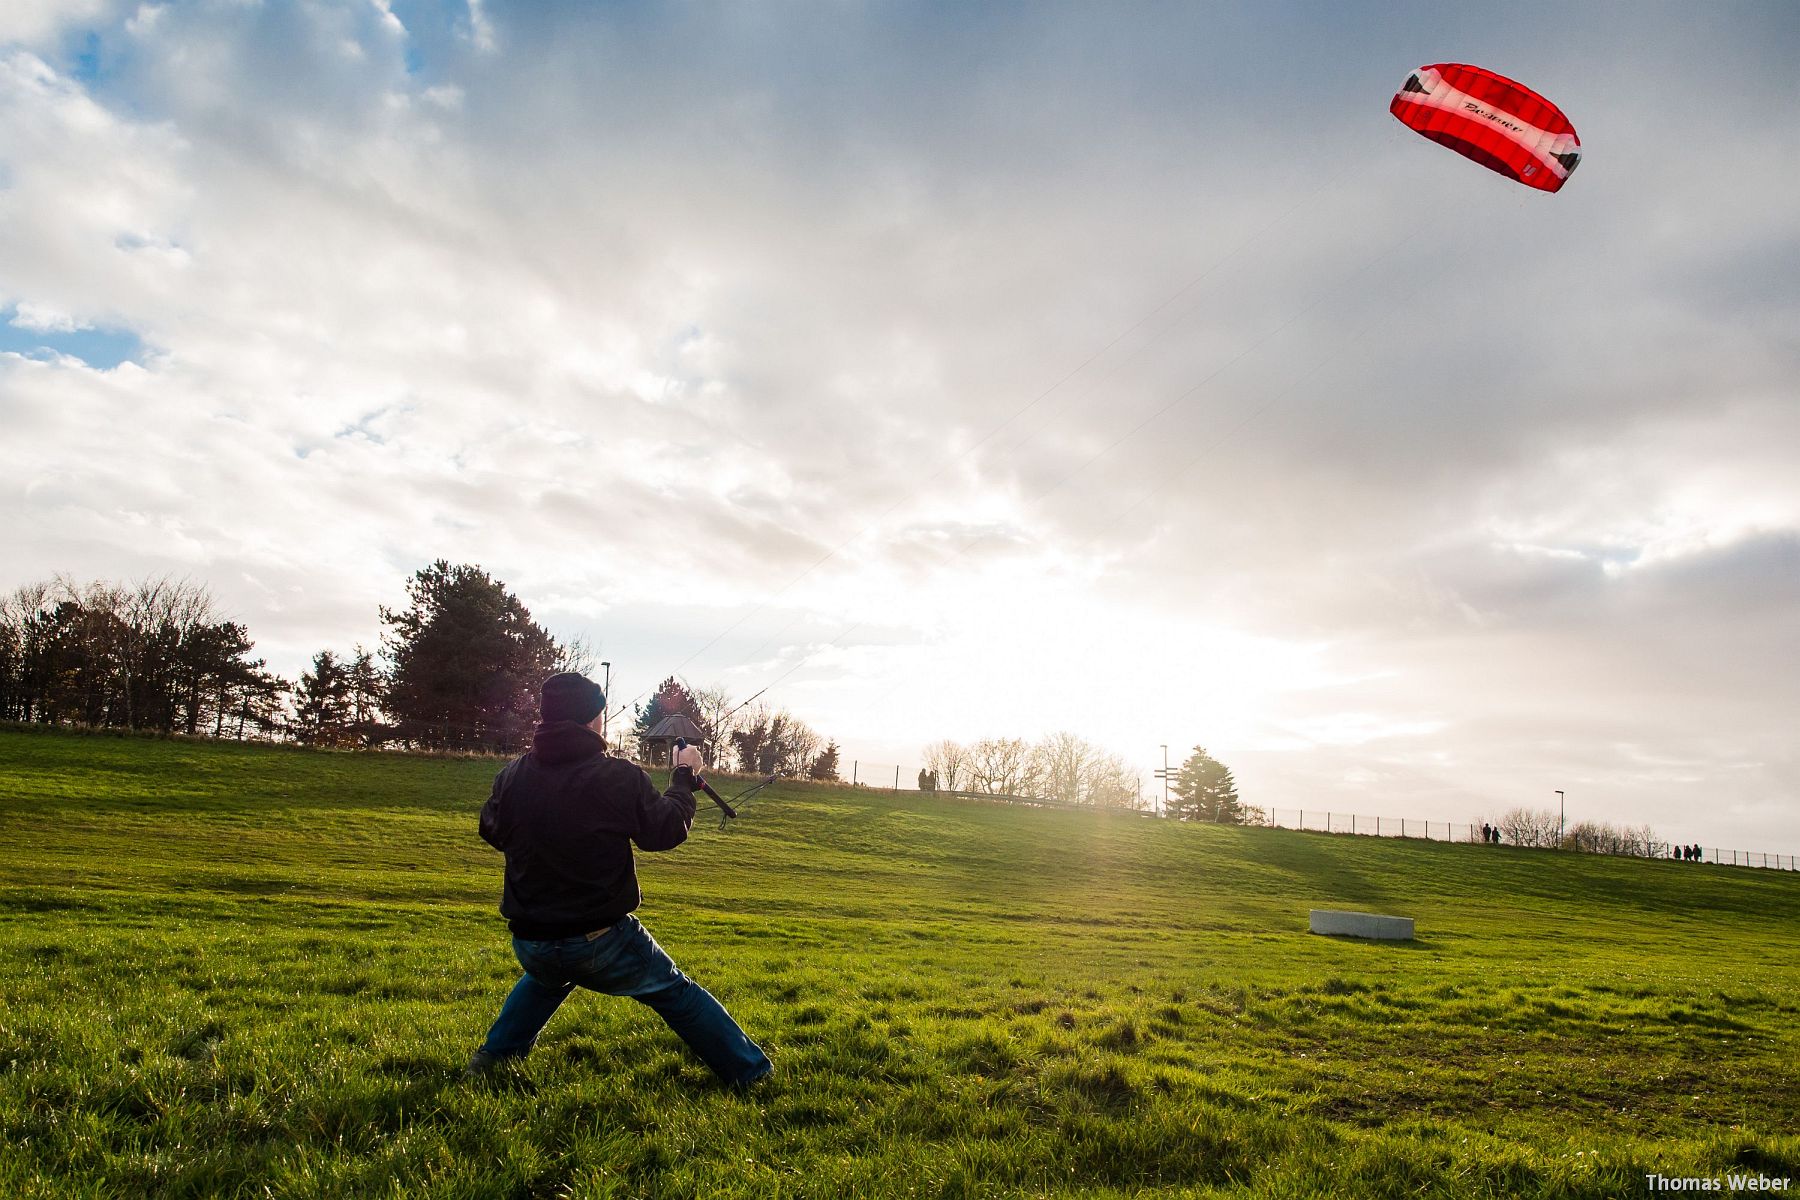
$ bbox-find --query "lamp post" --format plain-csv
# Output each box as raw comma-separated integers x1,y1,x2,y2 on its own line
1153,744,1171,817
600,661,612,740
1555,789,1565,843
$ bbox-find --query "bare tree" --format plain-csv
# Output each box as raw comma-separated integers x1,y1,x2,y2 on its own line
119,575,217,732
730,705,825,776
1024,732,1143,808
775,713,822,777
921,739,970,791
690,682,740,764
1624,824,1663,858
0,581,53,722
1496,807,1565,849
1082,748,1140,809
968,736,1036,796
1032,731,1095,805
1563,819,1664,858
556,634,597,676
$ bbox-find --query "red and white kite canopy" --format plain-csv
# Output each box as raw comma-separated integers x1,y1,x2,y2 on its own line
1390,64,1580,193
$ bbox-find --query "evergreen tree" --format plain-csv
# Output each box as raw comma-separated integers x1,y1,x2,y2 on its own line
345,646,386,746
1167,746,1245,823
291,650,354,747
381,561,563,753
811,741,841,782
633,677,704,748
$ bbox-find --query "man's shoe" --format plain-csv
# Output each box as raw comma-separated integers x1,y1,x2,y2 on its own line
461,1049,504,1081
730,1064,773,1091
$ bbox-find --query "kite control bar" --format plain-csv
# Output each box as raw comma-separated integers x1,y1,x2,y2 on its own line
675,767,776,827
698,778,737,819
716,775,778,831
675,766,737,820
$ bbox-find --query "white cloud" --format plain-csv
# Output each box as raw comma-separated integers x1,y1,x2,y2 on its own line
1,3,1797,850
9,300,86,332
0,0,115,46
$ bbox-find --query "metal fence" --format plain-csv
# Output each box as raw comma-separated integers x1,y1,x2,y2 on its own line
1260,807,1799,872
825,767,1800,872
847,761,916,790
1267,809,1475,842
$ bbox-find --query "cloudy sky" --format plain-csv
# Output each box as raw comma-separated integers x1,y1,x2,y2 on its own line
3,1,1797,849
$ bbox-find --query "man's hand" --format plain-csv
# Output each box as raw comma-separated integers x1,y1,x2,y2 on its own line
673,766,738,819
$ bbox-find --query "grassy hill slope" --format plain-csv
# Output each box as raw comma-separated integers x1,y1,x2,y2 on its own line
2,726,1796,1198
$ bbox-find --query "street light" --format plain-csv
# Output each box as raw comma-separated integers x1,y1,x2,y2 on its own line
1555,789,1565,842
600,661,612,740
1153,744,1172,817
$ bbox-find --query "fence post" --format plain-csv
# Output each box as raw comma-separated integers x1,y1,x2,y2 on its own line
1299,809,1304,830
1352,813,1357,835
852,760,858,786
894,765,900,792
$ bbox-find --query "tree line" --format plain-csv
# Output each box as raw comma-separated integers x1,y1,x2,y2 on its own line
919,737,1256,823
4,568,1237,816
622,675,840,780
0,577,286,737
0,564,852,763
1482,807,1664,858
0,566,536,750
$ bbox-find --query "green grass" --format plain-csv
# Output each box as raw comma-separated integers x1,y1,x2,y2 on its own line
2,725,1796,1198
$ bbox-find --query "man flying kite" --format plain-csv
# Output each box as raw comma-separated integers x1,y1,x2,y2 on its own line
464,672,771,1087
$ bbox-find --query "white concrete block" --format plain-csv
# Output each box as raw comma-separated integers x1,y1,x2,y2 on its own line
1309,909,1415,940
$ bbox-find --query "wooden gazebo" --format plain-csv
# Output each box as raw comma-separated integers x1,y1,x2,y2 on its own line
642,713,708,766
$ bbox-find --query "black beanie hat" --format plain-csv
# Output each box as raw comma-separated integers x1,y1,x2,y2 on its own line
540,672,605,725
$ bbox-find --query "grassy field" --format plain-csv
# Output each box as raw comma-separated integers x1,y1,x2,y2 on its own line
2,726,1796,1199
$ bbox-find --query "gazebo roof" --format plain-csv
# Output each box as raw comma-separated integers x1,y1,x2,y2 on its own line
645,713,706,741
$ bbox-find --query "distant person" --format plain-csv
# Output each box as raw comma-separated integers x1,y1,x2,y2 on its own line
1491,827,1502,845
465,672,770,1087
1481,822,1493,844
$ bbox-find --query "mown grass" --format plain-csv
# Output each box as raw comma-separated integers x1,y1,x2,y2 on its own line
1,725,1796,1198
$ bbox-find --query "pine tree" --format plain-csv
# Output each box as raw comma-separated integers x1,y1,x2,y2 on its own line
345,646,386,746
381,561,564,753
1167,746,1245,823
812,741,842,781
291,650,353,747
633,677,704,748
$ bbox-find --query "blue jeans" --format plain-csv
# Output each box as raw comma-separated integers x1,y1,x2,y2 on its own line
480,915,771,1086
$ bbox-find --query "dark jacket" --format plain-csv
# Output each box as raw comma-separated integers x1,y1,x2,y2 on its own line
479,721,698,939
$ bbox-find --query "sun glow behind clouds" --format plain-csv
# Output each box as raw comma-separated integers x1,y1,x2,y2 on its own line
1,3,1797,848
766,555,1345,761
